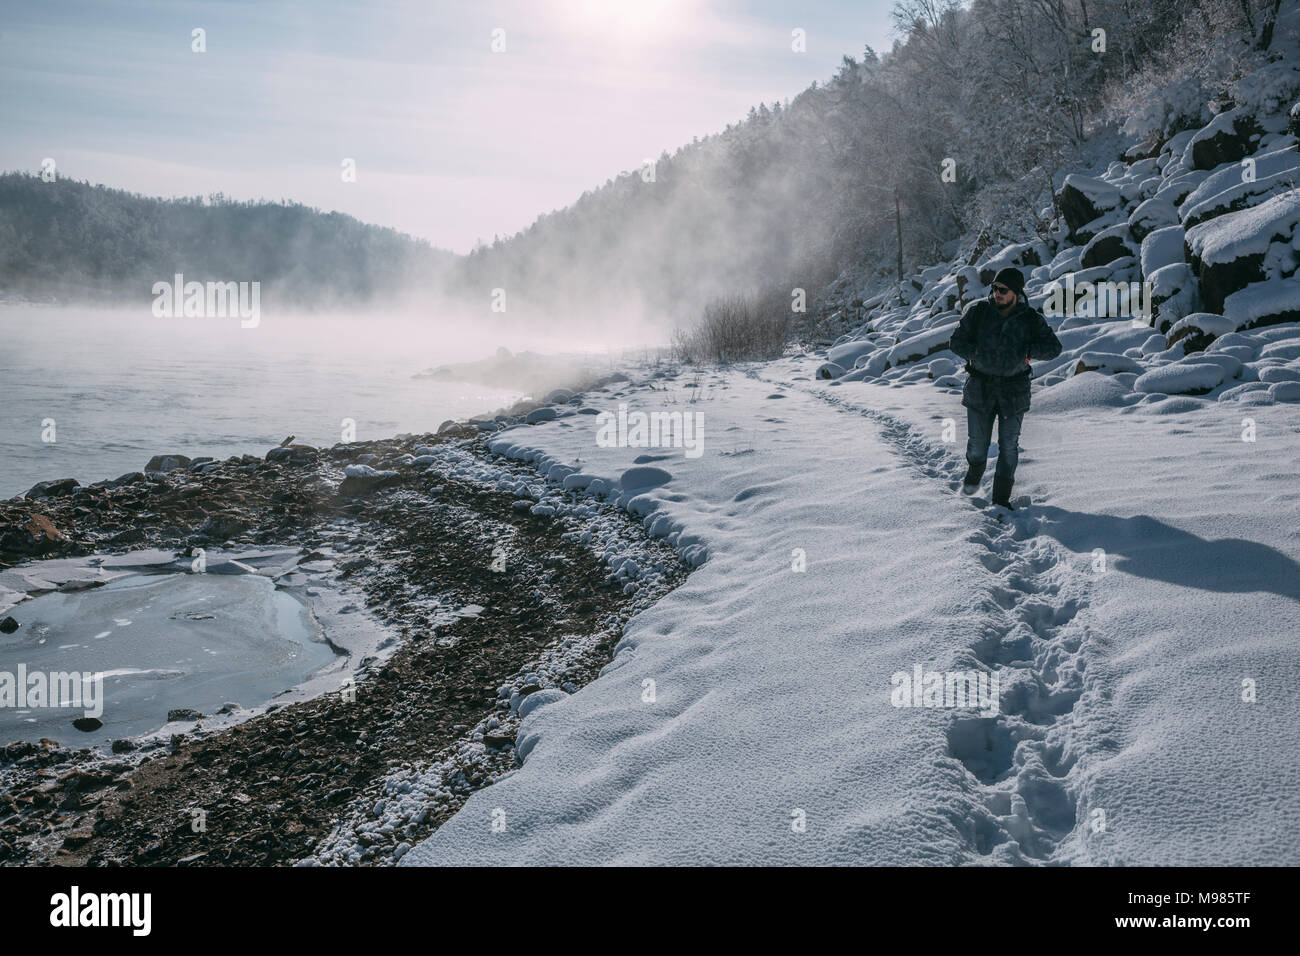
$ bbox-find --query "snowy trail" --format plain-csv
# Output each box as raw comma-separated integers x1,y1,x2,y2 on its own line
758,356,1300,864
403,369,1116,865
747,369,1104,860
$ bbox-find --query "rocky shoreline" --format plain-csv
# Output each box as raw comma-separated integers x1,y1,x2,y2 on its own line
0,379,688,865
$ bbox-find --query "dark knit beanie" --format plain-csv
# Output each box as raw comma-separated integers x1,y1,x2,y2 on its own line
992,267,1025,296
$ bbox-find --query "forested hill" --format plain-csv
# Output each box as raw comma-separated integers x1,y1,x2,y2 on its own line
448,0,1288,325
0,173,455,308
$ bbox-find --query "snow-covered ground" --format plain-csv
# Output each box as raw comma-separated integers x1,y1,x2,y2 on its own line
401,359,1300,865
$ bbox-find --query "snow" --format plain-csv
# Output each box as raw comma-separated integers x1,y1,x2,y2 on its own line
400,358,1300,866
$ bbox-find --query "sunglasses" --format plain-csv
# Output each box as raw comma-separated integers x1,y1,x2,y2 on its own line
991,284,1012,295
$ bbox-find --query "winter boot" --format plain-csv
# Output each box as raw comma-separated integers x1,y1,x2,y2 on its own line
961,460,986,495
991,474,1015,509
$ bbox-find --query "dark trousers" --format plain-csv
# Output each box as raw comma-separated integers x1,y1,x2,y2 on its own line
966,404,1023,482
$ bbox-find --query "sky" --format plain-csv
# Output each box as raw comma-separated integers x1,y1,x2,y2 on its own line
0,0,899,254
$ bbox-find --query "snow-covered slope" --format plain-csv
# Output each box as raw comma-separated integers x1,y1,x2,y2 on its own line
400,360,1300,865
810,6,1300,412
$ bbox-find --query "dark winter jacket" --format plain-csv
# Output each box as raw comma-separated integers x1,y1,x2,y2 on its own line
949,295,1063,414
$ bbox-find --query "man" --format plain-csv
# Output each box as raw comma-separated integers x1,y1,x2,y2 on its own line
948,266,1062,509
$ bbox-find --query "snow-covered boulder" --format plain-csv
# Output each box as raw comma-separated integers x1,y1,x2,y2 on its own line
1271,381,1300,402
1184,107,1261,171
977,241,1046,285
827,338,878,369
885,322,958,368
1179,145,1300,227
1133,361,1227,395
1047,245,1084,280
1165,313,1237,352
1154,169,1210,207
1128,195,1180,241
1081,223,1139,269
1223,278,1300,332
1147,263,1201,330
1140,224,1187,278
816,362,847,380
1072,352,1144,376
1185,188,1300,312
1057,174,1122,239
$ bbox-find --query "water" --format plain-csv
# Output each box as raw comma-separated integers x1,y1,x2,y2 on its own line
0,570,336,746
0,306,534,498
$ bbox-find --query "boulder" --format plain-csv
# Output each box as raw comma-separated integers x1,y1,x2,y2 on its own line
23,478,80,500
144,454,191,473
1165,313,1237,352
1139,225,1186,279
1073,352,1144,375
1185,189,1300,312
338,464,400,497
1057,174,1121,239
1128,196,1180,242
1222,278,1300,332
1185,108,1260,171
1133,362,1226,395
0,513,66,556
1081,224,1138,269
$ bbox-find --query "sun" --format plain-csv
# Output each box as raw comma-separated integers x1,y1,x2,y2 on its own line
557,0,692,45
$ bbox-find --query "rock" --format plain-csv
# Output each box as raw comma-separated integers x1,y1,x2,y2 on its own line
1139,225,1186,279
1073,352,1144,375
1147,263,1201,331
977,241,1044,284
111,739,137,753
0,616,17,634
338,464,400,497
61,831,94,850
1223,278,1300,332
544,388,575,404
144,455,192,473
1128,196,1180,242
24,478,80,500
198,513,251,540
1081,224,1138,269
816,362,847,380
0,513,67,556
483,730,516,749
266,444,317,463
1187,107,1259,171
1166,313,1238,352
72,717,103,732
1133,361,1226,395
1057,174,1121,239
100,471,146,488
167,708,204,722
525,407,558,424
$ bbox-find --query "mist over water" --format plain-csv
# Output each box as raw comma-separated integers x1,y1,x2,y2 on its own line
0,305,660,499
